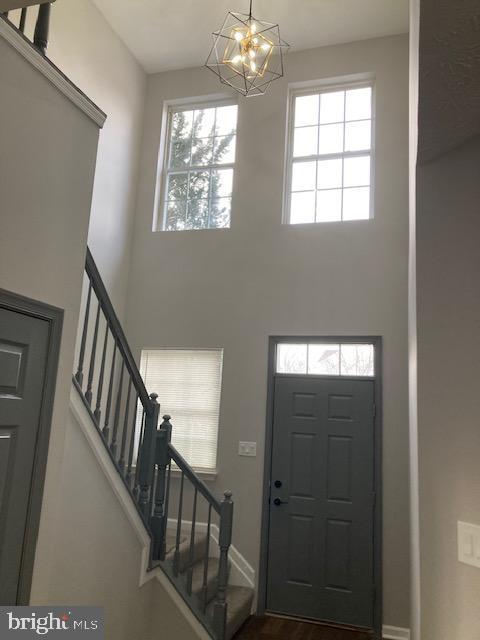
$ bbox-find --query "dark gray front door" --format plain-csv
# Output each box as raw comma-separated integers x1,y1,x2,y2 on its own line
0,306,50,604
266,375,376,628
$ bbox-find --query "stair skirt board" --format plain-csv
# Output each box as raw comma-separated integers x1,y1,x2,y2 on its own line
382,627,411,640
70,388,211,640
166,518,255,590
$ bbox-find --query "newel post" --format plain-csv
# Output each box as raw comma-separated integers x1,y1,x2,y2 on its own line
151,414,172,561
213,490,233,640
138,393,160,520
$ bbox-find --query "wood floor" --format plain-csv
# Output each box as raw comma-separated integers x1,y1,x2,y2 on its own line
234,616,372,640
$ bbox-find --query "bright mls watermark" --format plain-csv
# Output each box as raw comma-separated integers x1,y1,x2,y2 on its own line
0,608,103,639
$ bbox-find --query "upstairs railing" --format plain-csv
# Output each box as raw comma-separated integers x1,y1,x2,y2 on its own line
74,248,233,640
2,1,53,54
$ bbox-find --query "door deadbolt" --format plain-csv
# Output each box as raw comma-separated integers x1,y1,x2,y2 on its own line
274,480,282,488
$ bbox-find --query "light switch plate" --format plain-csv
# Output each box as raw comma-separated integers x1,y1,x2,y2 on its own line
238,441,257,457
458,521,480,568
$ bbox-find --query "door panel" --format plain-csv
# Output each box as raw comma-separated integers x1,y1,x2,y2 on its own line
0,308,50,605
266,375,375,628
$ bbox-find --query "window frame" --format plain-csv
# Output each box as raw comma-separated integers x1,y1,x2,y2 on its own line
284,80,376,226
158,97,239,232
138,347,224,473
275,340,375,378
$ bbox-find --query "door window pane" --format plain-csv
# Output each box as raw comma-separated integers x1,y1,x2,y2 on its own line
277,344,308,374
340,344,374,376
308,344,340,375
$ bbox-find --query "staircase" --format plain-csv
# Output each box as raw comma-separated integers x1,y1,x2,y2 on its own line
72,248,253,640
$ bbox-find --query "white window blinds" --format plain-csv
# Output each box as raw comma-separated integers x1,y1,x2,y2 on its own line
139,349,223,471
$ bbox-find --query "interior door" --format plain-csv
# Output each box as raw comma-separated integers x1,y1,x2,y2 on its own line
0,306,50,604
266,375,376,628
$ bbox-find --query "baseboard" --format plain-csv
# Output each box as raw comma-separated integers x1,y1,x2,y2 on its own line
383,626,411,640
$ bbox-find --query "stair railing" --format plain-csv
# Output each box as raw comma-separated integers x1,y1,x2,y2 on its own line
73,248,159,524
73,248,234,640
152,412,234,640
2,1,53,54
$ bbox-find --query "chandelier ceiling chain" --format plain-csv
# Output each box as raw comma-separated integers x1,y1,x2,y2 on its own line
205,0,290,98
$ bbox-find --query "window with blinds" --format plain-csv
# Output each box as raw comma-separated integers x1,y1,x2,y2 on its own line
139,349,223,471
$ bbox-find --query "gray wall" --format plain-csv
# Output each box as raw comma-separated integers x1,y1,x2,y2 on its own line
43,407,153,640
0,32,100,603
126,35,410,627
10,0,147,317
416,136,480,639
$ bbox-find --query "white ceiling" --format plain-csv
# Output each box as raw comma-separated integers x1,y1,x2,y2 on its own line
92,0,409,74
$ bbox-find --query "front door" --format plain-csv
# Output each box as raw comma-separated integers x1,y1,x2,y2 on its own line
266,375,376,629
0,305,51,604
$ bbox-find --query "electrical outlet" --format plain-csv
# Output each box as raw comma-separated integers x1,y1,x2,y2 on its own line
238,441,257,457
458,521,480,568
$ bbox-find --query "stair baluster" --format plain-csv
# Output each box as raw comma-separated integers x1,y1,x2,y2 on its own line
33,2,51,54
85,300,100,406
93,322,109,423
118,379,132,471
126,393,139,488
18,7,26,31
173,471,185,576
110,361,125,458
75,280,91,386
186,487,198,595
213,491,234,640
202,504,212,612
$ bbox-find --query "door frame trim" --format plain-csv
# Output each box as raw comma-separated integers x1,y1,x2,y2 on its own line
258,335,383,639
0,288,63,605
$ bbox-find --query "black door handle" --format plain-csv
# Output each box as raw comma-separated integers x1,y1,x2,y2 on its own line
273,498,288,506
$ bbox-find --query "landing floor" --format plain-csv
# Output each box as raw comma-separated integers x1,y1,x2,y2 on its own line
234,616,372,640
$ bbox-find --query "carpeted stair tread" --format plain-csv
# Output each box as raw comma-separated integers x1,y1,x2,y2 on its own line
190,557,221,603
165,528,208,573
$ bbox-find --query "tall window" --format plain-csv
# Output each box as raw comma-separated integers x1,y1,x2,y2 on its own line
139,349,223,471
286,84,373,224
161,101,238,231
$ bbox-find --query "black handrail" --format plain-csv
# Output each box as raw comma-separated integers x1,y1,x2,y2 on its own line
85,248,152,414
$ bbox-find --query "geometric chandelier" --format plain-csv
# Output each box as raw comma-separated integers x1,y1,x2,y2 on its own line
205,0,290,97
